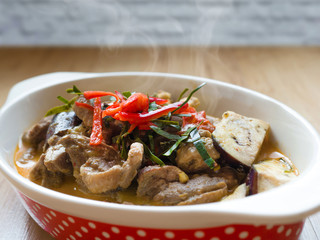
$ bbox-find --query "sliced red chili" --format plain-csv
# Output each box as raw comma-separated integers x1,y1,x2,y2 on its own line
102,103,122,117
90,97,103,145
121,93,149,113
75,101,94,111
83,91,120,103
117,102,188,124
149,97,169,105
182,110,215,133
115,91,126,102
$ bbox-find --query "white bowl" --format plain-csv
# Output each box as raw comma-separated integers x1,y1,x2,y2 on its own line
0,72,319,240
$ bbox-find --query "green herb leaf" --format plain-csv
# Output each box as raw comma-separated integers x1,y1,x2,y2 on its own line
189,128,215,168
45,105,70,116
150,125,181,140
154,120,179,125
57,96,69,104
172,82,206,114
135,137,165,166
153,119,181,131
122,91,133,99
178,88,189,101
163,125,197,156
148,101,159,112
173,113,192,117
66,85,82,95
148,134,155,153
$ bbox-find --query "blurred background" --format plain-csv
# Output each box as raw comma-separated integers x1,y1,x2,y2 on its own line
1,0,319,46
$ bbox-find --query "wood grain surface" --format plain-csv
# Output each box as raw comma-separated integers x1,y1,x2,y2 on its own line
0,47,319,240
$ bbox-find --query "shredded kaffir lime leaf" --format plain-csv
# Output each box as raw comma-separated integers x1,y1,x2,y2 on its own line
172,82,206,114
189,128,215,168
136,137,165,166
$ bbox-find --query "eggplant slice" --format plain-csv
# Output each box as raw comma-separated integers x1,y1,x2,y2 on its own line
212,111,270,171
247,158,297,195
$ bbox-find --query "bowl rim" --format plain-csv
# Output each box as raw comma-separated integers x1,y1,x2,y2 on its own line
1,71,320,227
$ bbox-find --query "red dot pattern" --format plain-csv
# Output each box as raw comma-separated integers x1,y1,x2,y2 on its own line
19,193,304,240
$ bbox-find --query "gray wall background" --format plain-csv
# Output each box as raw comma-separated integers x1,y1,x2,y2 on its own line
1,0,320,46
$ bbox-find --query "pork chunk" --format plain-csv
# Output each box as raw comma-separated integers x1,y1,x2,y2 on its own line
153,175,227,205
175,130,220,173
46,111,81,146
178,187,228,205
137,165,185,198
212,111,269,169
57,134,121,178
29,154,64,188
44,144,73,175
22,116,53,147
137,166,227,205
72,95,93,127
79,142,143,193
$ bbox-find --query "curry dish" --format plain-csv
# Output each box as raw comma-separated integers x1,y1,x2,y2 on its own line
15,85,298,205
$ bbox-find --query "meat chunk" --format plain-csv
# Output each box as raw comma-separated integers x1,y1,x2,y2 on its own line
57,134,121,178
137,166,185,198
29,154,64,188
79,142,143,193
175,130,220,173
153,175,227,205
155,90,172,103
212,111,269,169
180,96,200,108
46,111,81,146
22,116,53,147
215,166,244,190
43,144,73,175
72,95,93,127
178,187,227,205
137,166,227,205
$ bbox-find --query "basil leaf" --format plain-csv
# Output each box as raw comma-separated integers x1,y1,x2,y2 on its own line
150,125,180,140
122,91,132,99
57,96,69,104
163,125,197,156
45,105,70,116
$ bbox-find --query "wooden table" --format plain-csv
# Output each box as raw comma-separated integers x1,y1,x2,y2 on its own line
0,47,319,239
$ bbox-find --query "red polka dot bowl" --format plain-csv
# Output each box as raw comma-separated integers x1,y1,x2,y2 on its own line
0,72,320,240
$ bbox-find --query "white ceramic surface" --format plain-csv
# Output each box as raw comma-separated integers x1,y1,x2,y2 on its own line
0,72,319,229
